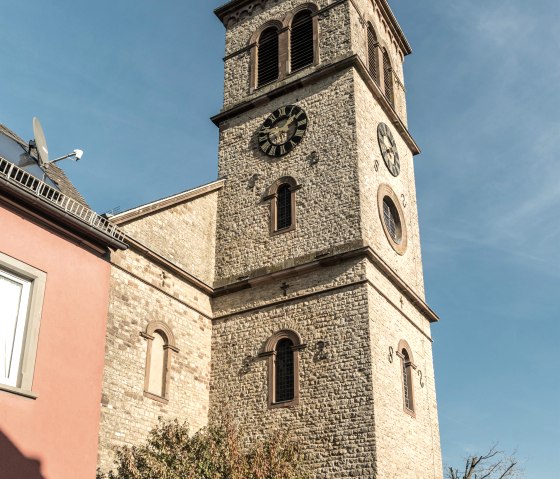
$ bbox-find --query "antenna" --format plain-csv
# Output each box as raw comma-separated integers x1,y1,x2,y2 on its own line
33,117,49,165
31,117,84,167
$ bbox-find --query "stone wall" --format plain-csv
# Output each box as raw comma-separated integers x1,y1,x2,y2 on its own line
366,260,443,479
97,247,213,474
119,186,220,286
211,258,378,478
222,0,348,109
215,70,363,284
354,68,426,297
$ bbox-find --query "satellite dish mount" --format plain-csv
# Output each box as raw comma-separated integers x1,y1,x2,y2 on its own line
32,117,84,167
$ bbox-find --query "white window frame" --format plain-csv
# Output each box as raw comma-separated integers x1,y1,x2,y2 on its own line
0,252,46,398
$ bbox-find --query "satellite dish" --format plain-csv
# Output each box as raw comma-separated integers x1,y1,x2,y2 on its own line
32,117,49,165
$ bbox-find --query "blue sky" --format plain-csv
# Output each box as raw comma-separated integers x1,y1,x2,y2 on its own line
1,0,558,476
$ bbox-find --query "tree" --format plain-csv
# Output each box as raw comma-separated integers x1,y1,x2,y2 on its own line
446,446,522,479
97,413,309,479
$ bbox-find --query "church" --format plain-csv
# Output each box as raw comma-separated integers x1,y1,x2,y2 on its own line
96,0,444,477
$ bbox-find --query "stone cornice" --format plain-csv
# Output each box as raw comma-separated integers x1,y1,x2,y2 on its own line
211,53,420,155
213,241,439,323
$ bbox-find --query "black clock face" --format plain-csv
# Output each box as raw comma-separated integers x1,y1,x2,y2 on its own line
258,105,308,157
377,122,400,177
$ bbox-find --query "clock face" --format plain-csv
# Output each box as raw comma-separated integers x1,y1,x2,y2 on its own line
377,122,400,177
258,105,308,157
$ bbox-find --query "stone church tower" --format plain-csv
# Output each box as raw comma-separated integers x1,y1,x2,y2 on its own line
96,1,443,478
210,0,443,477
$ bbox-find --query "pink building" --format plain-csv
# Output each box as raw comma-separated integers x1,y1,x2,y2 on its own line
0,125,126,479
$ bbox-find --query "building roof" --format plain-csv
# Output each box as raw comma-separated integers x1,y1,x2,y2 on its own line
110,179,225,225
0,124,89,207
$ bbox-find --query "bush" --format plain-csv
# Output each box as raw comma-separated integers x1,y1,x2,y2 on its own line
97,413,309,479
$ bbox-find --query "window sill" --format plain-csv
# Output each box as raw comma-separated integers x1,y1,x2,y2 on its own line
269,399,298,409
271,225,296,236
143,391,169,405
403,407,416,418
0,383,38,400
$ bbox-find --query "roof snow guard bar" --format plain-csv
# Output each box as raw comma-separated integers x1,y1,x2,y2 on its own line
0,156,126,245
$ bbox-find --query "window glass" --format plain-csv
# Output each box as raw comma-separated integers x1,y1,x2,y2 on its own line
402,349,414,412
0,270,31,387
277,184,292,230
275,338,295,403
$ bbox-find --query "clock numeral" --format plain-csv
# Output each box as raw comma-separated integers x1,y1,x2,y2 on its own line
294,129,305,138
290,140,298,149
401,194,407,208
260,141,272,152
374,160,379,172
279,145,286,156
278,106,287,117
269,145,277,156
297,119,307,127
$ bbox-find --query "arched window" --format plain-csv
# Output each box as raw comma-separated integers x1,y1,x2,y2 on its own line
290,10,314,72
258,27,280,87
263,330,305,408
367,24,379,84
276,183,292,231
397,340,415,415
265,176,300,235
382,49,394,106
275,338,295,402
142,321,178,403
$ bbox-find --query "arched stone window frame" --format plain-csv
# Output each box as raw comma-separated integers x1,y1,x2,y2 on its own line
264,176,301,236
249,20,284,91
366,21,380,85
283,3,320,75
141,321,179,404
396,339,416,417
261,330,306,409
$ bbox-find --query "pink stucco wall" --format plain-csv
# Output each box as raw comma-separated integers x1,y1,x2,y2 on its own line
0,202,111,479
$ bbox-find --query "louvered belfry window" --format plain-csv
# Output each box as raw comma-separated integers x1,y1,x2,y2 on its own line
402,349,414,412
383,49,394,106
275,338,295,403
258,27,280,87
277,184,292,230
367,24,379,84
290,10,314,72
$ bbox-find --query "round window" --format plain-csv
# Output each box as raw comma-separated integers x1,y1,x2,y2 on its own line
377,184,407,255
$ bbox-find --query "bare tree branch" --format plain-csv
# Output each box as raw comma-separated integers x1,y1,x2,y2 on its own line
445,446,522,479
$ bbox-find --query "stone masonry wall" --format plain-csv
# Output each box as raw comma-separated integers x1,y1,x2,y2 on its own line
215,70,362,283
350,0,409,124
222,0,348,109
97,247,213,474
366,259,443,479
211,258,378,478
119,189,219,285
354,68,426,297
